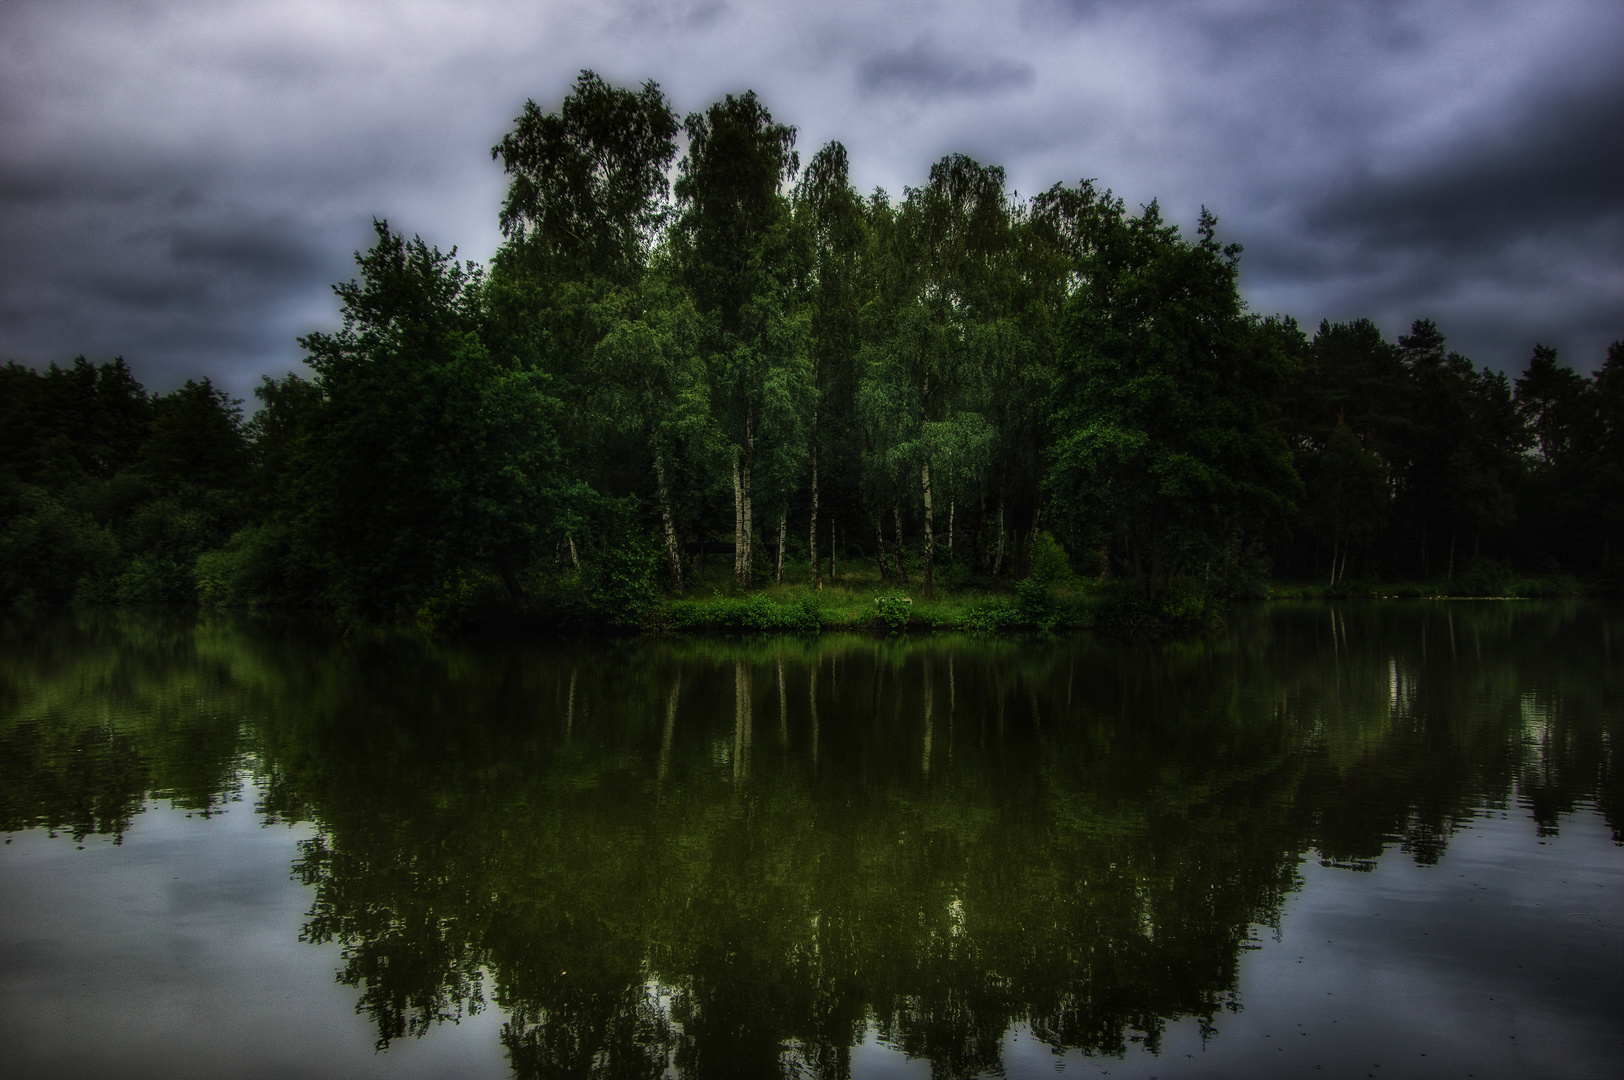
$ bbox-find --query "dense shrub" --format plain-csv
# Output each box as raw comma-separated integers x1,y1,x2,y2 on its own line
0,488,119,604
195,523,311,607
873,592,913,632
1449,558,1512,597
667,593,820,633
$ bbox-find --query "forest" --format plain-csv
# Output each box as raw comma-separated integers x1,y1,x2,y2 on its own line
2,71,1620,629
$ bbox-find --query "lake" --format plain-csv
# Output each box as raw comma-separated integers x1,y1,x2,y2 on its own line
1,602,1619,1079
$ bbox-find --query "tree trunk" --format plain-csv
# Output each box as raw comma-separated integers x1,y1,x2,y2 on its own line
774,512,787,584
921,463,935,599
893,502,910,585
874,518,890,580
809,430,820,590
1030,504,1042,574
567,535,580,570
741,411,754,585
1447,531,1456,581
653,442,683,590
1329,537,1338,587
948,499,955,562
977,491,988,572
733,453,744,582
992,495,1006,582
830,518,837,581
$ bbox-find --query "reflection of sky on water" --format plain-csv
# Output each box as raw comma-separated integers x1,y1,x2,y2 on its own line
3,788,1617,1079
1017,810,1624,1080
0,783,508,1080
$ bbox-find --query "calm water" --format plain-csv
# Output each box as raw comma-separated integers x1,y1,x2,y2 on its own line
1,603,1619,1079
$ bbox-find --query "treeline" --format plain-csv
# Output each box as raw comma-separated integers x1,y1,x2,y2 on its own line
1,71,1619,622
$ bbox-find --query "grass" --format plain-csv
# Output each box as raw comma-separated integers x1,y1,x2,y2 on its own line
649,559,1208,635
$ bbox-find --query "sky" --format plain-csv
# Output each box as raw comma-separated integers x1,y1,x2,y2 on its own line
2,0,1621,400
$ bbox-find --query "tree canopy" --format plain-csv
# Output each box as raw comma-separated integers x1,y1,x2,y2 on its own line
3,73,1619,620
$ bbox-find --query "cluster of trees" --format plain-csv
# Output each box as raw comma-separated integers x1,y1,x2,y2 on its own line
1280,321,1622,589
2,71,1619,620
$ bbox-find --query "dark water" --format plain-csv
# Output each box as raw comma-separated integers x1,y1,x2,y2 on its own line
1,603,1619,1080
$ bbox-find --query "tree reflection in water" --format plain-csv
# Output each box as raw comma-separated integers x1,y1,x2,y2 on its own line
1,602,1617,1078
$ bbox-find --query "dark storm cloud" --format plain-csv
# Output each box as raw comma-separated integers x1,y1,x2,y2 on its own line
1236,57,1624,370
1,0,1620,395
858,39,1035,97
1303,78,1624,255
0,149,357,397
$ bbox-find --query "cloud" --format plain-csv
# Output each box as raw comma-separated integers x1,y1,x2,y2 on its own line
858,39,1036,98
0,0,1620,395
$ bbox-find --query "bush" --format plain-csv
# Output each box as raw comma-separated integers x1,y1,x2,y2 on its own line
1450,558,1511,597
873,592,912,632
1209,536,1272,601
1156,578,1220,625
578,534,658,630
113,555,196,603
195,523,310,607
963,598,1021,632
666,593,821,633
1016,577,1060,631
0,489,120,604
1089,581,1154,628
415,569,511,633
1028,531,1077,587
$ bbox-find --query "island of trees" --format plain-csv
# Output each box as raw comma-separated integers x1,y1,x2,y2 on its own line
2,72,1620,630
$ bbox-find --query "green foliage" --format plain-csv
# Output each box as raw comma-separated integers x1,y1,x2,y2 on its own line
1015,577,1060,631
140,379,247,492
1448,558,1513,597
0,487,120,604
492,70,679,285
578,533,659,630
873,591,913,632
962,597,1022,632
1089,581,1155,628
1048,200,1298,605
112,554,197,604
1028,531,1076,587
298,221,566,621
6,79,1617,623
414,570,514,634
666,592,820,633
195,523,310,608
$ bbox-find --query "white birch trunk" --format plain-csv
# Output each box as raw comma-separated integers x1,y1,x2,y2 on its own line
921,462,935,598
653,442,683,590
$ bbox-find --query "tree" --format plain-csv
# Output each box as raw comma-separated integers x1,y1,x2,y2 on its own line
1395,320,1525,578
491,70,680,287
140,379,247,492
297,221,564,618
1300,420,1390,585
1046,202,1297,603
672,92,810,585
793,141,868,590
1515,344,1588,466
593,280,709,588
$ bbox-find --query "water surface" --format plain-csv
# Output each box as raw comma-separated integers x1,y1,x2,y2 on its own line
1,603,1619,1078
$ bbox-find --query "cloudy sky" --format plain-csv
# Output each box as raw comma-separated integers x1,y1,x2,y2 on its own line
2,0,1620,399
